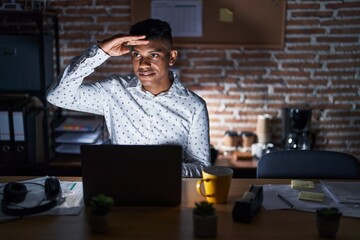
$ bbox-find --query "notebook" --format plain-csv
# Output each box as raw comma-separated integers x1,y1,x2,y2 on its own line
80,144,183,206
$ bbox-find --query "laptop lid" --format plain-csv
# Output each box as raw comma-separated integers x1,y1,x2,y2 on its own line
80,144,182,206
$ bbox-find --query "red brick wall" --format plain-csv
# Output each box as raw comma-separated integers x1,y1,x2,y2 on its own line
37,0,360,159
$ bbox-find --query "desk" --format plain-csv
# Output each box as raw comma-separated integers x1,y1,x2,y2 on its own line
216,154,258,178
0,177,359,240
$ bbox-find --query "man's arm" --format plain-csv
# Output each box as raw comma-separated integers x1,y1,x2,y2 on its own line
46,35,149,113
182,102,211,178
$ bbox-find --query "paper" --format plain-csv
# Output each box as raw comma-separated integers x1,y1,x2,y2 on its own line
0,177,84,221
263,183,330,210
321,181,360,204
151,0,202,37
262,183,360,218
55,117,102,132
55,128,102,144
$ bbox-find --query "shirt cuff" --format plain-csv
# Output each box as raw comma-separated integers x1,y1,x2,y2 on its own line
85,42,110,61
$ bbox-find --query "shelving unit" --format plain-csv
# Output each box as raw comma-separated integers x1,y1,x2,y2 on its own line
0,10,60,175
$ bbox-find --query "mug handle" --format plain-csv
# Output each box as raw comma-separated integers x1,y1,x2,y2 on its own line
196,178,211,197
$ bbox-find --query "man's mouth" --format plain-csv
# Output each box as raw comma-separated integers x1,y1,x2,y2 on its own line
138,71,155,77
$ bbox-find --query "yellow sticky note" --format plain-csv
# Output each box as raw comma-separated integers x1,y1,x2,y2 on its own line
291,180,315,189
298,191,325,202
219,8,233,23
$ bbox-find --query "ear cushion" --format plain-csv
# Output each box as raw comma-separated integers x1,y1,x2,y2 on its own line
1,177,62,216
3,182,27,203
45,177,61,201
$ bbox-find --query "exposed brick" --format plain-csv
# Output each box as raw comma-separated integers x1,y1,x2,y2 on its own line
327,61,360,69
275,53,316,60
291,11,333,18
326,2,360,9
286,28,326,34
5,0,357,159
287,45,331,51
331,28,360,34
287,3,320,9
322,18,360,26
285,37,311,43
317,37,358,43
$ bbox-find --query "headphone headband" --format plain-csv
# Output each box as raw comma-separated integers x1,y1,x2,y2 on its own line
1,177,62,216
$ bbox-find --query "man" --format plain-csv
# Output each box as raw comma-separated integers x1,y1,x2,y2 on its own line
46,19,211,177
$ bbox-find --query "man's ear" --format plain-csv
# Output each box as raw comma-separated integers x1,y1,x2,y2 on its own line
169,50,178,66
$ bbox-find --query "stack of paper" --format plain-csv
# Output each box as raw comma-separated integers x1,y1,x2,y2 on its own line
54,116,105,154
321,181,360,204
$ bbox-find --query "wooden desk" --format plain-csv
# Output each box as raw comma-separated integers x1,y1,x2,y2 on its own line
216,154,258,178
1,177,359,240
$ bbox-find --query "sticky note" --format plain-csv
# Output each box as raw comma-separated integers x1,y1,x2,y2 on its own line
291,180,315,189
298,191,325,202
219,8,233,23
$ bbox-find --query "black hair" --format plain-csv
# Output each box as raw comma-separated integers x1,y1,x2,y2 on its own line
129,18,173,46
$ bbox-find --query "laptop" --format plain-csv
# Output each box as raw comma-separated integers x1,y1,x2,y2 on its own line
80,144,182,206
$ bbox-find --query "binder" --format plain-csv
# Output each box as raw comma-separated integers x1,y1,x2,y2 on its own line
0,96,35,164
0,109,12,164
11,97,35,164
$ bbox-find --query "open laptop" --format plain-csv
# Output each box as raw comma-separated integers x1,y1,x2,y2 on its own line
80,144,182,206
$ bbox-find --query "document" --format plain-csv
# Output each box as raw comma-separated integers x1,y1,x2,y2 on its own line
262,182,360,218
321,181,360,204
0,177,84,221
151,0,202,37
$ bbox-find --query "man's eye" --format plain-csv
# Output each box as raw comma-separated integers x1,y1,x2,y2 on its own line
150,53,158,58
132,52,141,58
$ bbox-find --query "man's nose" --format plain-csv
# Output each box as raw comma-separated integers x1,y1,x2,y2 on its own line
139,57,151,67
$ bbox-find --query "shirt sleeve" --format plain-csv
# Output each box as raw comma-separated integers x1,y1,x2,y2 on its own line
46,43,111,115
182,100,211,178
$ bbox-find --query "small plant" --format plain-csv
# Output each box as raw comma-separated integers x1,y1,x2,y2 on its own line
316,207,342,219
193,201,215,217
90,194,114,216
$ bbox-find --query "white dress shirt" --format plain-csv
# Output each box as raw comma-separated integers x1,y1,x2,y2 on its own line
46,43,211,177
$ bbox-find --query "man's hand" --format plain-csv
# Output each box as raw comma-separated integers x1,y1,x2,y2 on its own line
98,35,149,56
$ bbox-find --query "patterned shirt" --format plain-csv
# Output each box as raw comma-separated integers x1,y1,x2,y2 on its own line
46,43,211,177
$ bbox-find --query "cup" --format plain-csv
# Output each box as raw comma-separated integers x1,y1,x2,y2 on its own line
196,166,233,204
256,114,271,144
241,132,255,148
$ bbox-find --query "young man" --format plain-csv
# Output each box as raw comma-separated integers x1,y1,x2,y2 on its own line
46,19,211,177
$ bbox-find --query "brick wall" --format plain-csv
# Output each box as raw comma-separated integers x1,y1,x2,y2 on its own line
15,0,360,158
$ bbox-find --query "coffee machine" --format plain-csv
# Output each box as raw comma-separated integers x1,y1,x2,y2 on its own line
282,107,313,150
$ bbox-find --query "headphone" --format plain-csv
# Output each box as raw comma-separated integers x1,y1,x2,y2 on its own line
1,177,62,216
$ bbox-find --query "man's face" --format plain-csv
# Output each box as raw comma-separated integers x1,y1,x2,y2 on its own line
131,39,177,93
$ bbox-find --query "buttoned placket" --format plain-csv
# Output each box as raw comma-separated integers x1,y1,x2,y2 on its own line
142,91,158,144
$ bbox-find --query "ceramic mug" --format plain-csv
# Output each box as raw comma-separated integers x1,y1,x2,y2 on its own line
196,166,233,204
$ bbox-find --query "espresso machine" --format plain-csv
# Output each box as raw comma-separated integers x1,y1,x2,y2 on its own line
282,107,313,150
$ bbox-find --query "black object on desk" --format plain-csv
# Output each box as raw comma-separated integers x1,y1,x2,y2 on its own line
232,185,263,223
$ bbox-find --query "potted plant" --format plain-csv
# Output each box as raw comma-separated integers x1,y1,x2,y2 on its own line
316,207,342,238
87,194,114,234
193,201,217,237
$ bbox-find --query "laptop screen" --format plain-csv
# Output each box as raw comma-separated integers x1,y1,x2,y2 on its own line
80,144,182,206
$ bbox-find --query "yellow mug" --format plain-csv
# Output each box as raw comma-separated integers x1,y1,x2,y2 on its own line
196,166,233,204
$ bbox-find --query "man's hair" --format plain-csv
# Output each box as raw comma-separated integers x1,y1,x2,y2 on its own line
129,18,173,47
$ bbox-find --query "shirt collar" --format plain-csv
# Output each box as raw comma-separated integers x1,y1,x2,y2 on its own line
127,70,189,97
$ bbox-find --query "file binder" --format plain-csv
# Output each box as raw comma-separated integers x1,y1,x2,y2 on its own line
0,96,35,164
0,109,12,164
12,104,36,164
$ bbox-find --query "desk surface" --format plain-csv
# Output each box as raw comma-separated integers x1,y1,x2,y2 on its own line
0,177,359,240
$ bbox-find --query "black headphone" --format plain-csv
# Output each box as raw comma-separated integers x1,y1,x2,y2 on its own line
1,177,62,216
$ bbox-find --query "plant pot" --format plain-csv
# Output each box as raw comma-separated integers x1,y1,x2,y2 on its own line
88,212,110,234
193,214,217,238
316,214,341,239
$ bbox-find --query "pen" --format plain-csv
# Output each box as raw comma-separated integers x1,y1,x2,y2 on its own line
70,183,76,191
277,193,295,209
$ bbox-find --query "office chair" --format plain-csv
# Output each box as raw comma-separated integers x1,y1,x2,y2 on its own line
257,150,360,179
